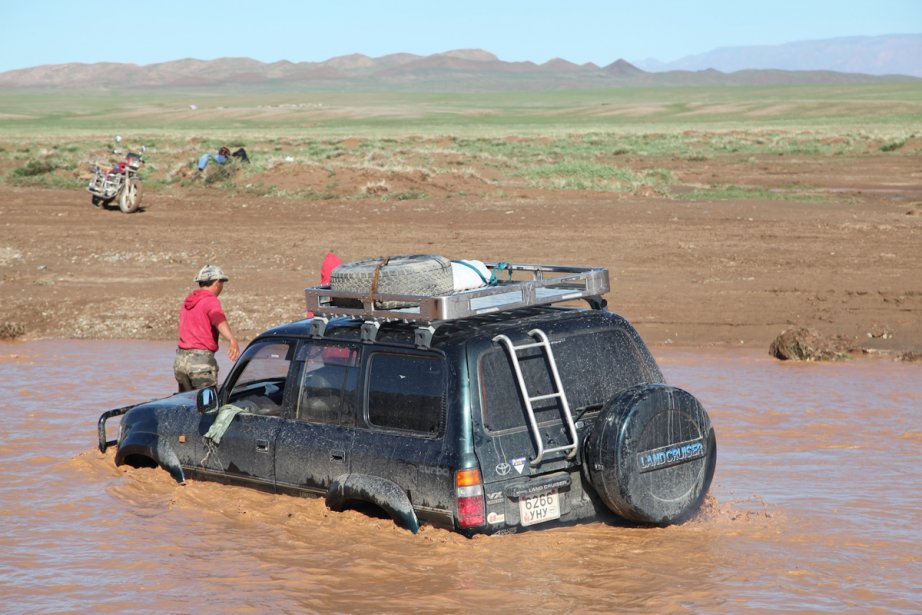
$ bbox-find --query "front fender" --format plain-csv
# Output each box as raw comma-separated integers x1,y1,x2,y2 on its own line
326,474,419,534
115,430,186,484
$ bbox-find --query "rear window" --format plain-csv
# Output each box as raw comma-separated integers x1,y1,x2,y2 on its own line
480,327,653,432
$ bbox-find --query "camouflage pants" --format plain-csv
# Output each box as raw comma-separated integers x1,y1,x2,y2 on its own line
174,348,219,392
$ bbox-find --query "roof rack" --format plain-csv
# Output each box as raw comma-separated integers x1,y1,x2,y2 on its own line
304,263,609,346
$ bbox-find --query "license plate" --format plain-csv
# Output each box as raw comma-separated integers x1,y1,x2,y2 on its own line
519,489,560,527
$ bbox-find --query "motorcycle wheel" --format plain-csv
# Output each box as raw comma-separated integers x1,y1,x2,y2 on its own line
118,178,143,213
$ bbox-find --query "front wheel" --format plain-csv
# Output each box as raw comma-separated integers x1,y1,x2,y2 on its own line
118,178,143,213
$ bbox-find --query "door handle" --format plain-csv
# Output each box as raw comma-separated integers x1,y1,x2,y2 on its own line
256,439,270,453
330,449,346,463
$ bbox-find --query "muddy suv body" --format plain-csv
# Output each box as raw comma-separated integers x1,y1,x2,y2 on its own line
99,262,716,535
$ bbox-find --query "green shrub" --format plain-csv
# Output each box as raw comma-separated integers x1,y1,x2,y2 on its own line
385,191,426,201
12,160,56,177
880,139,906,152
203,162,237,186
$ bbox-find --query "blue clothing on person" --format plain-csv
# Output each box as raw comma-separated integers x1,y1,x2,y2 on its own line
198,146,248,171
198,152,228,171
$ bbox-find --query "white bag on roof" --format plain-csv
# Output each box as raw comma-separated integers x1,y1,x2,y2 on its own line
451,259,491,292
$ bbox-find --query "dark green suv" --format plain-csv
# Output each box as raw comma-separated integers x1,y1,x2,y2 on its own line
99,262,716,535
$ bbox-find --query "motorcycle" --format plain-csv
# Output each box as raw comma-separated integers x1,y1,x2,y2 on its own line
87,144,145,213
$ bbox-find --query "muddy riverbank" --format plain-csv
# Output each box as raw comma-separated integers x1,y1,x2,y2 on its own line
1,161,920,358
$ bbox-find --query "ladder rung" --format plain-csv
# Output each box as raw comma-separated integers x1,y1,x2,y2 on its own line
529,392,563,402
509,341,547,351
544,444,576,455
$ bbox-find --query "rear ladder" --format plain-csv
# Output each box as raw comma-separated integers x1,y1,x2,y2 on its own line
492,329,579,467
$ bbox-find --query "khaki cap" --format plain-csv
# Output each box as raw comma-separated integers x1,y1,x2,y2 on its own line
194,264,229,283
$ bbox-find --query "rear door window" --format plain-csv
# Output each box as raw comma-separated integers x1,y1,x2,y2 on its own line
366,353,446,435
295,343,360,425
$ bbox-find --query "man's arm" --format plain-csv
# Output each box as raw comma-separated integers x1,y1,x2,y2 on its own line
216,320,240,361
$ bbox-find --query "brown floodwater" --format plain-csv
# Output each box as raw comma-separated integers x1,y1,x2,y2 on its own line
1,340,919,613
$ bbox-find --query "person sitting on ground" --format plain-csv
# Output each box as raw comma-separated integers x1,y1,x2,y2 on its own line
197,146,250,171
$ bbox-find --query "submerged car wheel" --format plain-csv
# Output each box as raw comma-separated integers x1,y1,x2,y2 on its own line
119,178,143,213
330,254,453,309
584,384,716,525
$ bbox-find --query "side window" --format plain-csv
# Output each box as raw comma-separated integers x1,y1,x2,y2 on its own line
226,341,294,416
366,353,445,435
296,343,359,425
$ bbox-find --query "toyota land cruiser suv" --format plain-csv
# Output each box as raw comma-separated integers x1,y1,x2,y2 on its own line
98,260,716,536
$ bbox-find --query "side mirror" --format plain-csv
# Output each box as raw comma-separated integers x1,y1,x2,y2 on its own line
196,387,218,413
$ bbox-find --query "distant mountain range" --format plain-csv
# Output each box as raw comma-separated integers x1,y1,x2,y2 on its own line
635,34,922,77
0,35,918,92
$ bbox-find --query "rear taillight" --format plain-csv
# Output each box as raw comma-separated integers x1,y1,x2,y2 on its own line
456,468,485,528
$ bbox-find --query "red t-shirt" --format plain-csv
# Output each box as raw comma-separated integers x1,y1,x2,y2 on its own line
177,289,227,351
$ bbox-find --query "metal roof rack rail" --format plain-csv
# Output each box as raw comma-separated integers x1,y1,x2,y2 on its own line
304,263,610,336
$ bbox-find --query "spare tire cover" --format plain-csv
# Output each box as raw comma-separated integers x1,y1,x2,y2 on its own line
330,254,453,309
584,384,716,525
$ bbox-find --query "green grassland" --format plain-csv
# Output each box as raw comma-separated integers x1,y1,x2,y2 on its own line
1,83,920,199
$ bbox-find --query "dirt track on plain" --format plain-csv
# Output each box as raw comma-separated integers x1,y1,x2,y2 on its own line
1,150,920,357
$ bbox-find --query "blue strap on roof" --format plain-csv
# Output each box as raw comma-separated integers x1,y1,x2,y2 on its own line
452,260,506,286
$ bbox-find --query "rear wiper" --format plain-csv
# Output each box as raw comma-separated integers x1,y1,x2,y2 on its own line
573,404,601,424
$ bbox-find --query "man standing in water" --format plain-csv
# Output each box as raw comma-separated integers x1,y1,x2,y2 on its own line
174,264,241,392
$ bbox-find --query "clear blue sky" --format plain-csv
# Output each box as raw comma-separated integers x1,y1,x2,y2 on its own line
1,0,919,73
